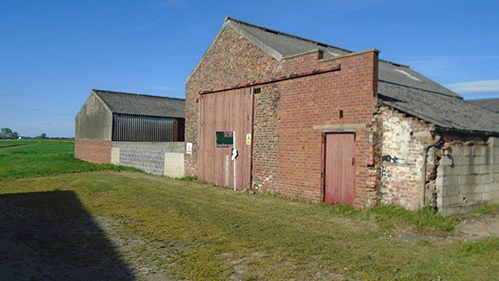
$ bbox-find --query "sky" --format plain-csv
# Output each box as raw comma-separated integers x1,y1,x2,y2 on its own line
1,0,498,137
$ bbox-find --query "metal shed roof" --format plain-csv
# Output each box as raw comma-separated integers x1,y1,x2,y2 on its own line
93,89,185,119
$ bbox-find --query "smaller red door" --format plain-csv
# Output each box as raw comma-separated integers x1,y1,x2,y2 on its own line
324,133,356,206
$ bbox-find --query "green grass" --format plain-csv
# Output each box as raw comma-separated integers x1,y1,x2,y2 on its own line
0,141,497,280
0,140,136,179
0,139,31,147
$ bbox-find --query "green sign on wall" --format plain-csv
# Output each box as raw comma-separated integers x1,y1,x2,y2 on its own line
216,131,234,148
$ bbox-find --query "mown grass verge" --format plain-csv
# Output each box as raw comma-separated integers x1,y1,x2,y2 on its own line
1,171,497,280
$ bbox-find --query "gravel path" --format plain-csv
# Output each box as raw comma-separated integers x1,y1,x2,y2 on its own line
0,191,187,281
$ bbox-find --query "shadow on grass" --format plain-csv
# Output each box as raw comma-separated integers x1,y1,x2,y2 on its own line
0,190,136,280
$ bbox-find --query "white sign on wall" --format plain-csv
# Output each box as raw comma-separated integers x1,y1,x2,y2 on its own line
186,142,193,155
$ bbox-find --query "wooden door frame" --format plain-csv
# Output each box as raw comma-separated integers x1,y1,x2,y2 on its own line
321,131,357,204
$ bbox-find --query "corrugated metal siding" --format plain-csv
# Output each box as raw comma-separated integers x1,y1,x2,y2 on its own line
112,114,174,142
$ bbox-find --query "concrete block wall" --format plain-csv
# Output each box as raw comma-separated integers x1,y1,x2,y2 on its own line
112,142,184,177
165,152,185,178
436,137,499,216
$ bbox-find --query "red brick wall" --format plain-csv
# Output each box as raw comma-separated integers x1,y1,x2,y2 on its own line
75,140,112,164
252,84,281,192
274,50,380,207
186,24,381,207
185,25,279,176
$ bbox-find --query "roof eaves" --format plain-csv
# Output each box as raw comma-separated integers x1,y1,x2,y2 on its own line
379,97,450,128
434,126,499,138
113,112,183,119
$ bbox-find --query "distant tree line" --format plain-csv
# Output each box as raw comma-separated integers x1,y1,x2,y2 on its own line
0,128,72,140
0,128,19,139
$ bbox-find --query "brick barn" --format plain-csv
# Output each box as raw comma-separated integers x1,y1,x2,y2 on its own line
185,17,499,215
75,90,186,177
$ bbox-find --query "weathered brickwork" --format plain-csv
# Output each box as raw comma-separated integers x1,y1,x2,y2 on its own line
252,84,281,192
379,106,499,214
436,137,499,216
75,140,112,164
186,23,382,207
275,50,380,207
185,25,279,177
379,106,436,210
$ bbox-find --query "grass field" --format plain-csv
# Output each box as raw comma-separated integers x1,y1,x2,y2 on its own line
0,140,498,280
0,140,135,179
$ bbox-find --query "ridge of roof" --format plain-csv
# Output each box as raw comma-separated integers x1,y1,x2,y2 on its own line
225,16,355,55
226,16,411,68
378,80,462,99
379,59,410,68
92,89,185,101
467,98,499,113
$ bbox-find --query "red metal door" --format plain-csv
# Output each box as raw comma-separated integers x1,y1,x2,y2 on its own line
197,88,253,190
324,133,356,206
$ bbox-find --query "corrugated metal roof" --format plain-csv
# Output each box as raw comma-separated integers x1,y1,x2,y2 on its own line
225,17,498,134
93,89,185,119
468,98,499,113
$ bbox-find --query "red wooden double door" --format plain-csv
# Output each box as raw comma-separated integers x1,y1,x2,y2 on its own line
324,133,356,206
197,88,253,191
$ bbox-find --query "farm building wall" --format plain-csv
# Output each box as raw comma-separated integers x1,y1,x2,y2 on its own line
436,137,499,216
75,93,113,141
379,105,499,215
269,50,380,207
112,114,179,142
186,22,381,207
379,106,436,210
75,140,112,164
185,25,280,177
111,142,185,177
75,93,113,163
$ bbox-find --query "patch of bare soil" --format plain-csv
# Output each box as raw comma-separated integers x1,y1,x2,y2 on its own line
455,212,499,240
0,191,188,280
395,212,499,244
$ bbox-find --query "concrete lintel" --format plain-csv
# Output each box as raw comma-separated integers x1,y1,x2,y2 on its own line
313,123,365,131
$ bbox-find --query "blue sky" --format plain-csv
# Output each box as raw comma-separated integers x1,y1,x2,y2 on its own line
1,0,498,137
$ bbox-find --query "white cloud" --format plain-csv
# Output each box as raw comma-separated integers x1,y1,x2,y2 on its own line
446,80,499,95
